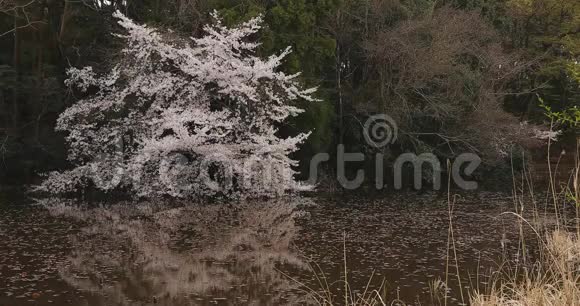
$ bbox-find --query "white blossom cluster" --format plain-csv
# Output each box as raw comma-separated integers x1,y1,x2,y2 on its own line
38,11,317,198
532,128,562,142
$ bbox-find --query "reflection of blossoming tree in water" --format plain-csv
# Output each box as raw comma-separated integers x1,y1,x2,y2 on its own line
41,198,314,305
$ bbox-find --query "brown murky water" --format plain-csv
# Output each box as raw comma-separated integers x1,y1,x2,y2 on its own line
0,192,550,305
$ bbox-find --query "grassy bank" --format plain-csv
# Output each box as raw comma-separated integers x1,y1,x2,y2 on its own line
470,142,580,305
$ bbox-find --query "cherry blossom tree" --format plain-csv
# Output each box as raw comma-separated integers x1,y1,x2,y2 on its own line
37,11,317,199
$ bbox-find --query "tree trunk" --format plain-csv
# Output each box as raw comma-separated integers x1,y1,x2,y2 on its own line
335,11,343,145
13,7,21,131
35,10,48,142
59,0,70,44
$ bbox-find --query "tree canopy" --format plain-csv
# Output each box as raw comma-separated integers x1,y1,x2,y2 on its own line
1,0,577,190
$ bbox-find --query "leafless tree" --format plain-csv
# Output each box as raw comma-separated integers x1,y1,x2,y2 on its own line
0,0,45,38
364,6,543,161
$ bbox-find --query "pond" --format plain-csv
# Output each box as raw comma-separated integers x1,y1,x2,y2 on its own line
0,191,550,305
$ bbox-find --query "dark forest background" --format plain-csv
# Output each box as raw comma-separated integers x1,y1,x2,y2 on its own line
1,0,579,188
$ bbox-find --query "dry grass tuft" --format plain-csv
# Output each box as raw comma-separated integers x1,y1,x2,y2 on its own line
471,136,580,306
471,230,580,306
